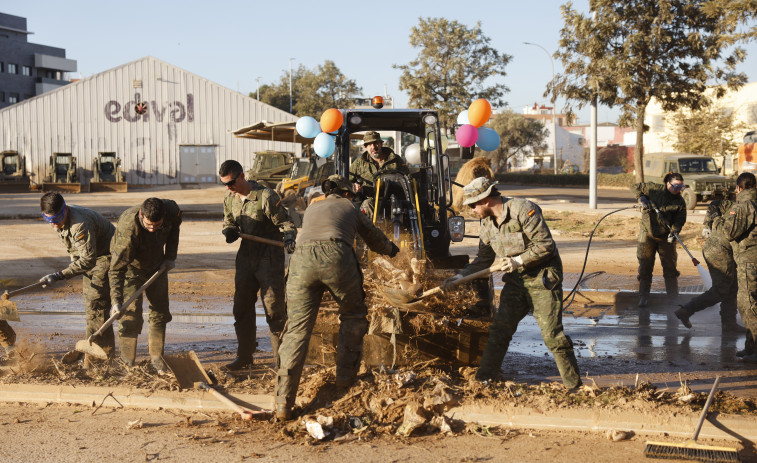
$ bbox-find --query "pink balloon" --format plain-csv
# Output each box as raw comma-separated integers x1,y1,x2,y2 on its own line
455,124,479,148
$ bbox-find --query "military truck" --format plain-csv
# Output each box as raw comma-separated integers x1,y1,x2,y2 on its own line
244,150,295,188
90,152,127,192
643,152,735,209
43,152,81,193
0,150,31,192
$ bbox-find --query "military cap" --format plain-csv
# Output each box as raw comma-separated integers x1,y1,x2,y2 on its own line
323,174,352,192
462,177,497,206
363,131,382,145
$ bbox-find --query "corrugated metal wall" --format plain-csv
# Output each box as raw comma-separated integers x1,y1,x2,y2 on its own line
0,56,298,185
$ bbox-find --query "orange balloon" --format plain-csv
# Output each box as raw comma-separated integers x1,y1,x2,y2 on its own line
320,108,344,133
468,99,492,127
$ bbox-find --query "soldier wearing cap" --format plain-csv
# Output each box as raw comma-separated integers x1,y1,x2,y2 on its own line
441,177,581,389
274,174,400,420
219,159,297,371
349,131,409,191
39,192,116,365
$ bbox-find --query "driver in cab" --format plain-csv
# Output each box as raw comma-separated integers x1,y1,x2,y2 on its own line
350,131,409,195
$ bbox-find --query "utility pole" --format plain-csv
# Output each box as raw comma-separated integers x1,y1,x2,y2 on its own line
289,58,295,114
255,77,261,100
589,11,598,209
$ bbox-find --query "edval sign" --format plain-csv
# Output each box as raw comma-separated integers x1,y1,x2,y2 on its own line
104,93,195,123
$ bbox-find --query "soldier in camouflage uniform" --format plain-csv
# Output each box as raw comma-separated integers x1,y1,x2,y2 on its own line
442,177,581,389
0,320,15,365
110,198,182,372
274,174,399,420
349,131,409,191
673,199,744,332
40,192,116,364
631,173,687,307
713,172,757,363
219,160,297,371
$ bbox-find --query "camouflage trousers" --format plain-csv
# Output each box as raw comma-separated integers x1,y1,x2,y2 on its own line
84,255,115,355
275,241,368,408
637,236,679,284
681,244,737,320
118,266,172,338
477,267,581,388
736,262,757,347
232,246,287,357
0,320,15,348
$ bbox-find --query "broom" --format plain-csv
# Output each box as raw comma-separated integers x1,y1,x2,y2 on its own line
643,376,740,462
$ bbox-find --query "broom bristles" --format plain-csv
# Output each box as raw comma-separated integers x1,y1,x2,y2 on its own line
644,440,740,462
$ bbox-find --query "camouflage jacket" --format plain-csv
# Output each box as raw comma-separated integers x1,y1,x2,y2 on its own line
631,182,687,239
55,205,115,279
713,188,757,264
703,199,734,254
463,197,561,278
109,199,182,305
349,148,409,185
297,195,393,255
222,181,296,246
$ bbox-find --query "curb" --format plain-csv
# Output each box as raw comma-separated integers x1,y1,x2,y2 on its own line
1,383,755,442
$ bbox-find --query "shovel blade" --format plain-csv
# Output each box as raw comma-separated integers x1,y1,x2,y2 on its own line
74,339,108,360
163,351,212,390
0,299,20,322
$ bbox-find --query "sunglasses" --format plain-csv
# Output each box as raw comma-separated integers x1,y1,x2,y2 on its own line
221,173,240,188
668,183,686,192
41,203,66,224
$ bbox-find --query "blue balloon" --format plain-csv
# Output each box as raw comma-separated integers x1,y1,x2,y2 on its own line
296,116,321,139
476,127,500,151
314,132,335,157
457,110,469,125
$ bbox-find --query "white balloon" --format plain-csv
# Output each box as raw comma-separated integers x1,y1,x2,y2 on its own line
404,143,421,165
457,110,469,125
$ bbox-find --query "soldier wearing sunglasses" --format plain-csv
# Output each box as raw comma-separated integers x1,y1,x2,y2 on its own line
632,172,688,308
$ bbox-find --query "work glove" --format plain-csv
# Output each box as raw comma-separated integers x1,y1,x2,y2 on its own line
284,238,296,254
441,274,464,292
388,242,400,258
222,227,240,243
499,257,522,274
111,303,123,319
667,233,675,244
702,228,711,239
161,259,176,271
638,195,651,210
39,271,64,287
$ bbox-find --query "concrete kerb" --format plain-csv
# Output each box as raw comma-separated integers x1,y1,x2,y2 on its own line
1,383,756,442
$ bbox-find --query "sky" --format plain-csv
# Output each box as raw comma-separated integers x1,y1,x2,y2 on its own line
5,0,757,125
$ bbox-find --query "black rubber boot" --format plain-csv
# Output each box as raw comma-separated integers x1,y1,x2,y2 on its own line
664,277,679,300
737,331,755,357
148,328,167,373
721,317,746,334
119,336,138,367
674,306,693,329
638,279,652,308
224,356,254,370
225,324,255,370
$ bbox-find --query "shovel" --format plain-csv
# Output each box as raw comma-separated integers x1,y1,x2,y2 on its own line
380,263,505,310
240,233,284,248
0,281,48,322
73,266,168,360
163,350,273,420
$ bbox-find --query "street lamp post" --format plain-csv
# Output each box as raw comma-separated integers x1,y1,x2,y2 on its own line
289,58,295,113
255,77,261,100
523,42,558,175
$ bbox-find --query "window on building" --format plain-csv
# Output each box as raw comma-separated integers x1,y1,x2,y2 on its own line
748,104,757,125
7,63,17,74
0,92,4,102
0,62,4,72
8,93,19,104
22,66,31,76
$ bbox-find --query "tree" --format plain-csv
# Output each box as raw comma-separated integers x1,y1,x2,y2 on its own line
665,100,749,155
550,0,757,182
486,110,549,172
394,17,511,132
254,60,362,117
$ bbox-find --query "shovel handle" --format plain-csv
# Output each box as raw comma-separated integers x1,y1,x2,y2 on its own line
420,263,505,299
240,233,284,248
89,266,168,340
197,382,272,420
5,281,47,298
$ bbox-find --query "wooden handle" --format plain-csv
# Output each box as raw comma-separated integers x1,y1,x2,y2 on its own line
90,267,168,339
421,264,505,299
692,376,721,441
6,281,47,298
240,233,285,248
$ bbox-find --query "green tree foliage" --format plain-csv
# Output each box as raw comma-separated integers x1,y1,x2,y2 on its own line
487,110,549,172
254,60,362,117
665,101,749,155
550,0,757,182
394,17,511,132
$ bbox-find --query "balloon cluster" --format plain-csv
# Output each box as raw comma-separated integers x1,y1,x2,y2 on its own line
295,108,343,157
455,99,500,151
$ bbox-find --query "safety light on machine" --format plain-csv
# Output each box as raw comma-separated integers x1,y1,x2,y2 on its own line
422,114,438,125
448,216,465,242
371,96,384,109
